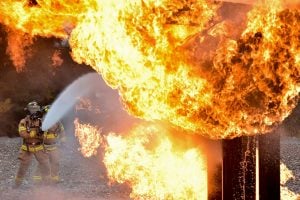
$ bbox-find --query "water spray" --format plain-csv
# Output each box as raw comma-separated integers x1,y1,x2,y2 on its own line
42,72,104,130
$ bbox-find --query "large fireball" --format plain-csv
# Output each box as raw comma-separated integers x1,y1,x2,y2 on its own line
70,0,300,139
0,0,299,139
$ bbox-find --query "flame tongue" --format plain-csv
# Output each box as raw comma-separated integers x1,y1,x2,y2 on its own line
103,124,207,200
74,118,102,157
74,120,208,199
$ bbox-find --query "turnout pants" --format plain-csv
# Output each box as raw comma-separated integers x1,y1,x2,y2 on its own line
33,146,60,182
16,148,50,184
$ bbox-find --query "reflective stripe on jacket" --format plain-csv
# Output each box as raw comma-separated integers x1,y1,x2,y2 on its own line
21,144,44,152
18,126,26,132
44,132,58,139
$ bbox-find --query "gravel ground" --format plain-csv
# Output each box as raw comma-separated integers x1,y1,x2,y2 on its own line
0,135,299,200
281,136,300,196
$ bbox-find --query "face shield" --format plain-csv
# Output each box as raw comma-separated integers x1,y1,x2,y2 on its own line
26,102,42,120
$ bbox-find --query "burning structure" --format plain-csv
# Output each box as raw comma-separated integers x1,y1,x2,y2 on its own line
0,0,299,199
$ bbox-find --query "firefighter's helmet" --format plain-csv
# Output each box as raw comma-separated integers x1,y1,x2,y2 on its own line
26,101,41,114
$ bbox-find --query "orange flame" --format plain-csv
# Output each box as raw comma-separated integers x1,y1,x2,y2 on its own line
69,0,299,138
1,1,299,198
5,29,33,71
74,120,208,199
0,0,78,38
0,0,298,138
104,124,207,200
69,0,219,137
74,118,102,157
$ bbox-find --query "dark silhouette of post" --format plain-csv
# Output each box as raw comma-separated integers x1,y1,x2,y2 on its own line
222,136,256,200
258,131,280,200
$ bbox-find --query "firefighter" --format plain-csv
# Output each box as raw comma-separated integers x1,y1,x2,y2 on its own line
32,105,66,184
15,101,50,188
